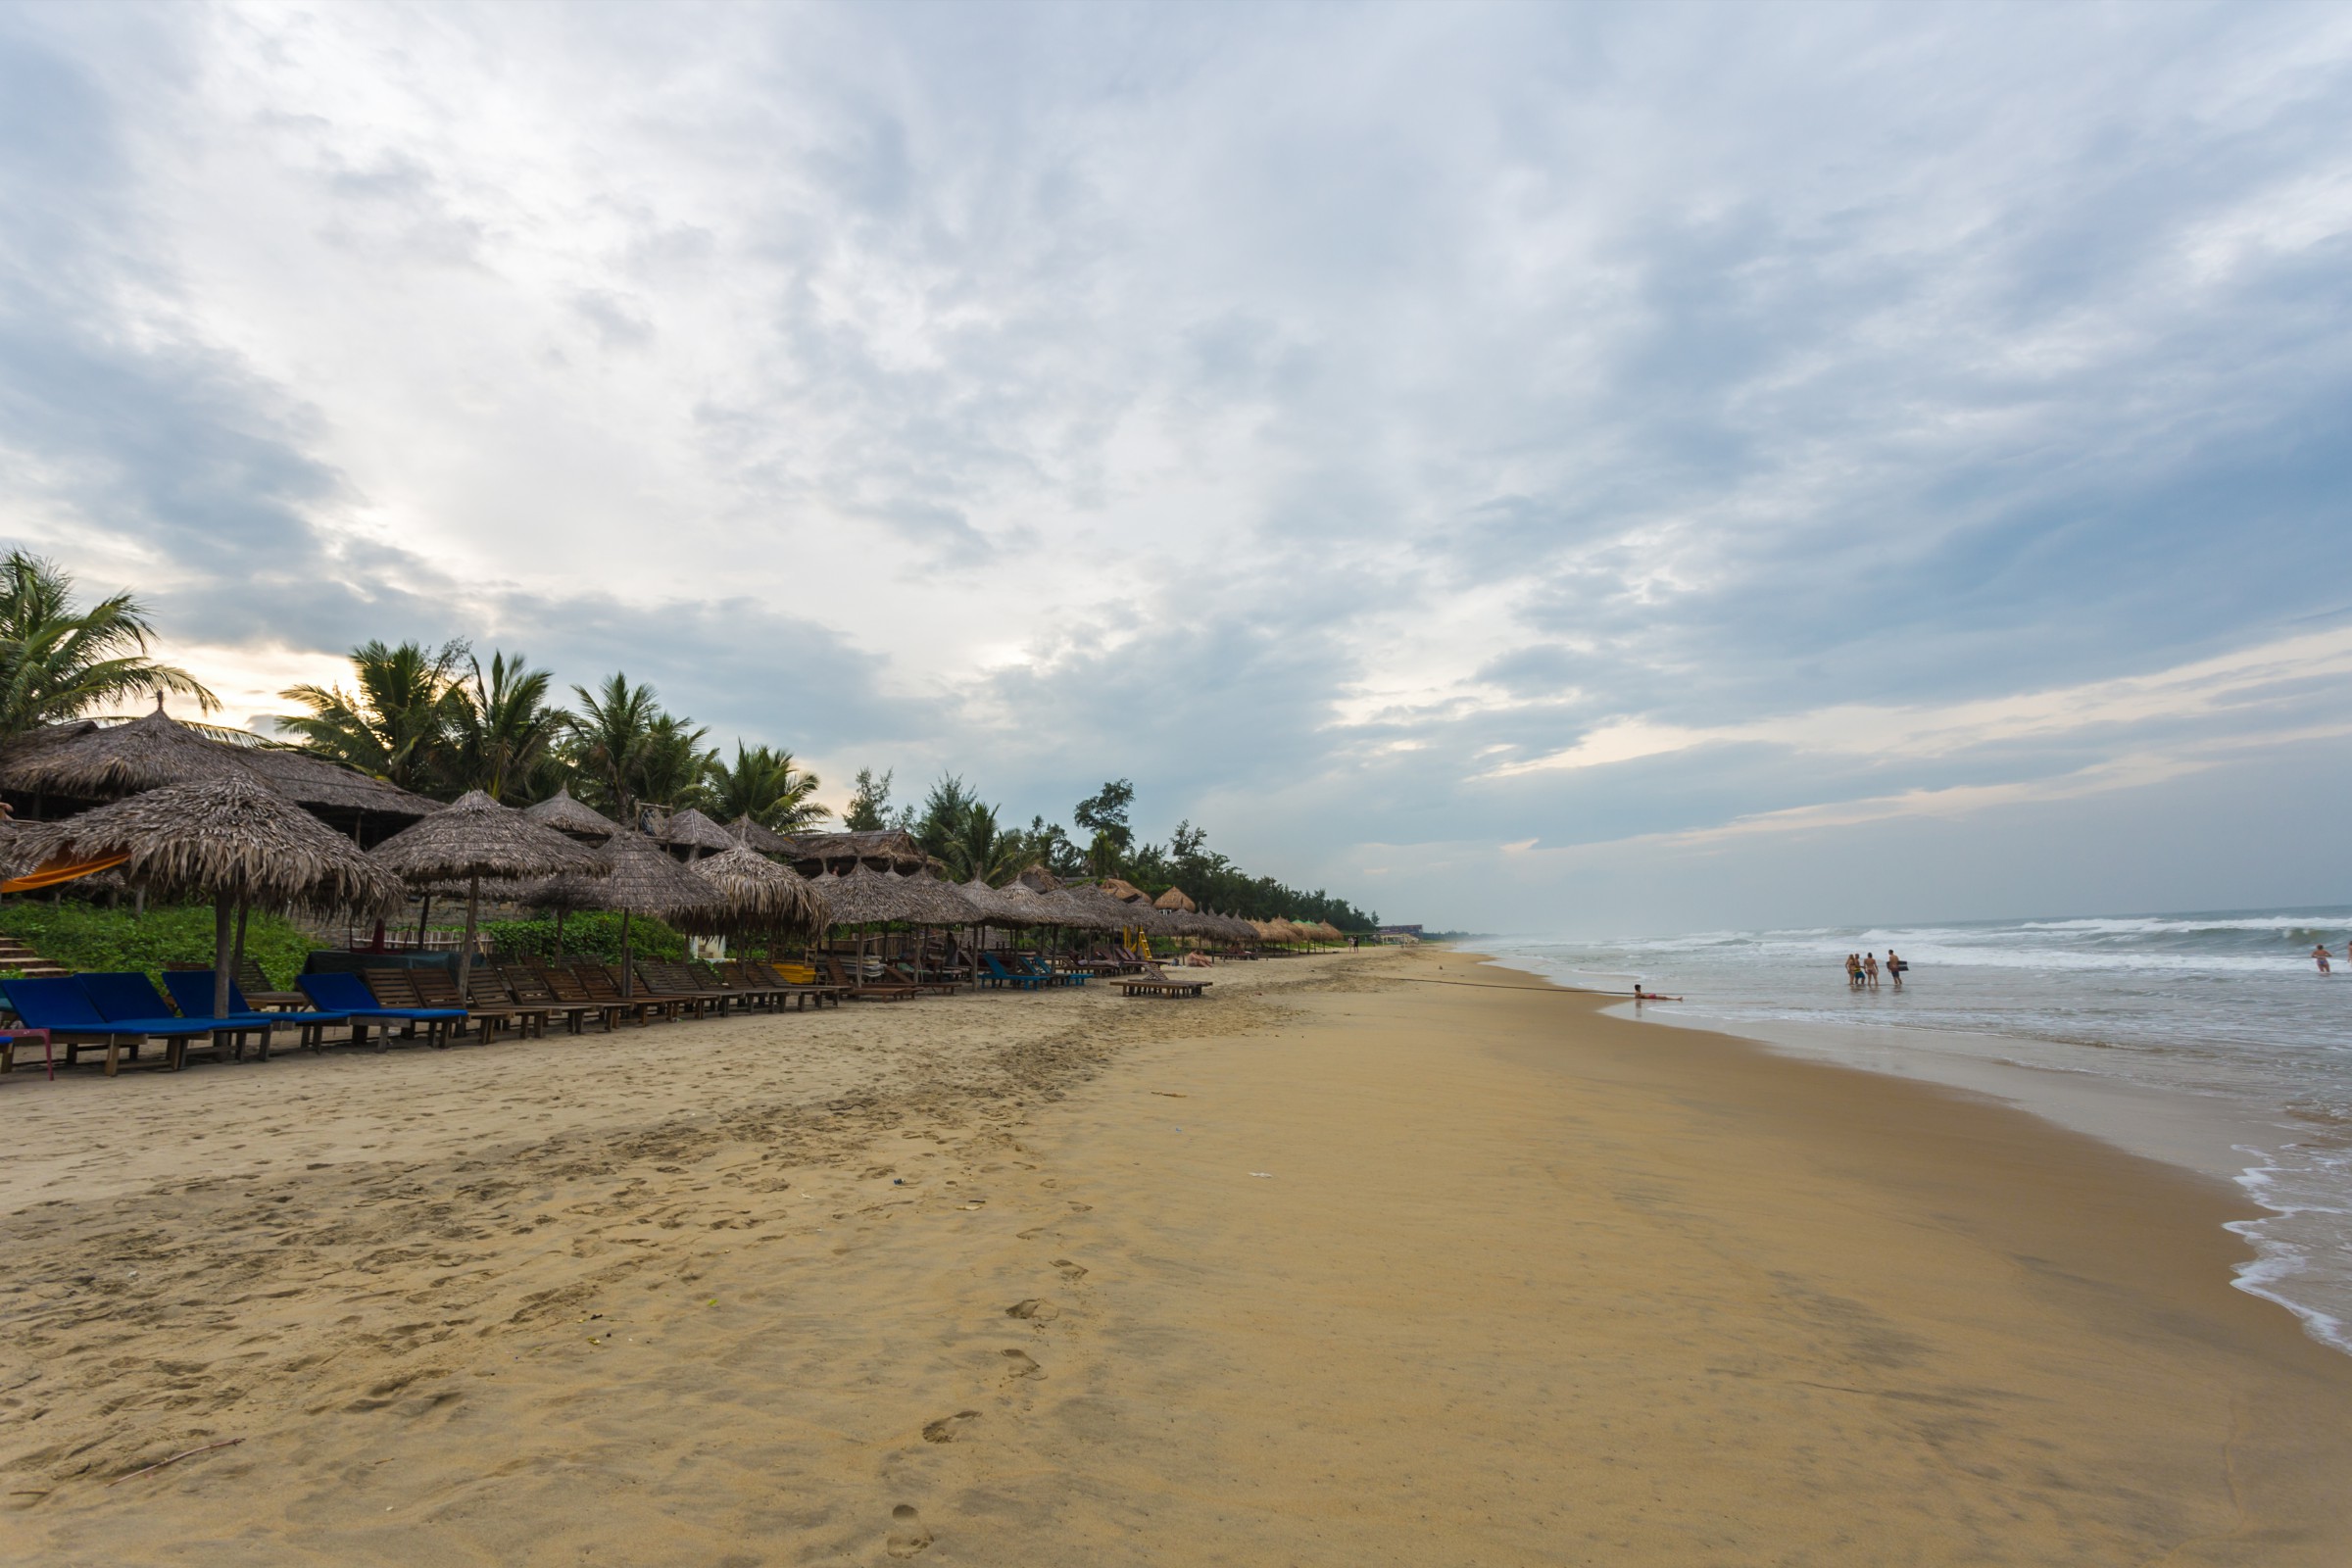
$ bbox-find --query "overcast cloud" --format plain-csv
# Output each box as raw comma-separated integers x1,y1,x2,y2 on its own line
3,1,2348,934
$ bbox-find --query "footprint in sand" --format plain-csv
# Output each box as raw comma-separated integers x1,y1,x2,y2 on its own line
1001,1348,1041,1378
885,1503,933,1557
1004,1298,1059,1321
1053,1259,1088,1280
921,1409,982,1443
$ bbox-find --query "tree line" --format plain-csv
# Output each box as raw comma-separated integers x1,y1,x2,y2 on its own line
0,552,1381,928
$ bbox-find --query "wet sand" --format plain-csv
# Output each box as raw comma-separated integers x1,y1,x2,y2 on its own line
3,947,2347,1564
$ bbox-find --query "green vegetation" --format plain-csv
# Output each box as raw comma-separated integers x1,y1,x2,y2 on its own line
480,910,690,964
0,901,321,987
0,551,217,742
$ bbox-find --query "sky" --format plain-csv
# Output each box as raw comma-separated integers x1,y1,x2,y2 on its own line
3,0,2349,936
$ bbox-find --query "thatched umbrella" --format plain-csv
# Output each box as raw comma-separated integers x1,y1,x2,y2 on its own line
1153,887,1197,913
0,705,257,799
660,807,735,859
368,790,608,1002
14,773,405,1018
728,815,793,855
688,844,830,937
521,785,615,840
528,827,721,996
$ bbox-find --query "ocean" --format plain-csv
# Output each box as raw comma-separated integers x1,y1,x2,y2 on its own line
1480,907,2352,1356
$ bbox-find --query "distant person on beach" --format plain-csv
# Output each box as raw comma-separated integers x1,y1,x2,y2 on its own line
1845,954,1863,990
2318,945,2334,975
1864,953,1880,989
1886,949,1905,988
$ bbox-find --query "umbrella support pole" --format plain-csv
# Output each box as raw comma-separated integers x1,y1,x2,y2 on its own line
228,901,251,1003
456,872,482,1005
211,899,234,1021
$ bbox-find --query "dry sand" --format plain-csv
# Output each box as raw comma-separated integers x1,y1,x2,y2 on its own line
4,946,2348,1564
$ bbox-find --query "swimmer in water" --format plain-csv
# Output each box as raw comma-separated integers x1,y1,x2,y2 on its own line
2317,944,2333,975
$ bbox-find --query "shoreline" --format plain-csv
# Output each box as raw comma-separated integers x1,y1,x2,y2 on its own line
5,946,2348,1562
1469,947,2350,1356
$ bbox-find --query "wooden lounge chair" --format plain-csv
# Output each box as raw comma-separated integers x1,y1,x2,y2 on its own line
298,972,465,1050
707,960,784,1011
411,967,553,1039
746,959,845,1010
568,962,681,1025
1116,961,1212,999
885,959,958,997
641,961,733,1016
375,967,533,1041
523,962,626,1032
821,954,916,1001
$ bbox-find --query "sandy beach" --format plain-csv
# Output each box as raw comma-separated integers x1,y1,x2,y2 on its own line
5,946,2348,1565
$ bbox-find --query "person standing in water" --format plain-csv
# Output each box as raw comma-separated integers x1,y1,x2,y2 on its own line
1886,949,1904,988
1863,953,1881,989
2317,944,2334,975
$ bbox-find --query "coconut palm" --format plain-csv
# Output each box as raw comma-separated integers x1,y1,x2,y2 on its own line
446,650,559,801
936,801,1029,886
0,551,217,740
277,640,465,795
635,712,713,809
561,672,660,820
699,742,830,833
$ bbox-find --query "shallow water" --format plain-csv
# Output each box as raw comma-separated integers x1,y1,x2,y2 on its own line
1482,907,2352,1355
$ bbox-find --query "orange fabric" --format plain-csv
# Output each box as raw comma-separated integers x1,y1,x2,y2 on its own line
1,852,130,894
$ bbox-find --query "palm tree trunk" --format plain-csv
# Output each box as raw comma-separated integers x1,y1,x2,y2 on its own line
456,872,482,1003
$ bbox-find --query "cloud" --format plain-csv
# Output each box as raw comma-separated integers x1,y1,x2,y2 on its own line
3,2,2350,930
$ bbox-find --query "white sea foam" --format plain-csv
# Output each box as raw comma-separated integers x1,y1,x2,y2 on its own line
1486,906,2352,1357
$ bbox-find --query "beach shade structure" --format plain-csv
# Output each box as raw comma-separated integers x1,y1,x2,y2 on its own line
520,785,616,840
0,705,441,839
1098,876,1152,905
529,827,722,996
368,790,609,1004
13,773,405,1019
889,870,986,927
660,807,736,859
1015,866,1061,893
728,814,794,855
686,843,831,937
1153,887,1198,913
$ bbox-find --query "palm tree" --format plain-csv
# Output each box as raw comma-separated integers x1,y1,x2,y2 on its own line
561,672,661,821
0,551,217,740
278,640,465,795
446,651,558,801
633,712,714,810
938,801,1029,885
700,742,830,832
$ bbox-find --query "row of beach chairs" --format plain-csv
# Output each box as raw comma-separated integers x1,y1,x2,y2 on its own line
0,957,852,1076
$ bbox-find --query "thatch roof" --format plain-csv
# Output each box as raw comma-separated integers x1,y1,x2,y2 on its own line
957,877,1034,924
1097,876,1152,905
523,826,721,922
13,773,405,913
0,712,438,821
812,864,977,926
1153,887,1197,912
780,829,929,873
369,790,610,885
1015,865,1061,892
240,746,440,820
728,814,793,854
687,844,830,935
659,806,736,854
521,784,615,839
1030,885,1129,932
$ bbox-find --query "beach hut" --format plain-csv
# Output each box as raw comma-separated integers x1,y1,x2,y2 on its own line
727,814,794,855
368,791,608,1003
521,785,615,840
659,807,735,860
525,826,722,997
13,773,405,1018
687,843,830,937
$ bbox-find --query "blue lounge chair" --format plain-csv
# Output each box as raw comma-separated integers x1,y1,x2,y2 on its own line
980,953,1045,992
299,971,465,1050
1,976,231,1076
161,970,353,1053
80,971,270,1064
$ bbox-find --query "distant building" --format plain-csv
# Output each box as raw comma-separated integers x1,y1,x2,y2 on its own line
1378,924,1424,937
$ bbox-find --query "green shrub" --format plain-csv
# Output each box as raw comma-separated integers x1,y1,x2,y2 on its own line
481,909,689,963
0,901,323,987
